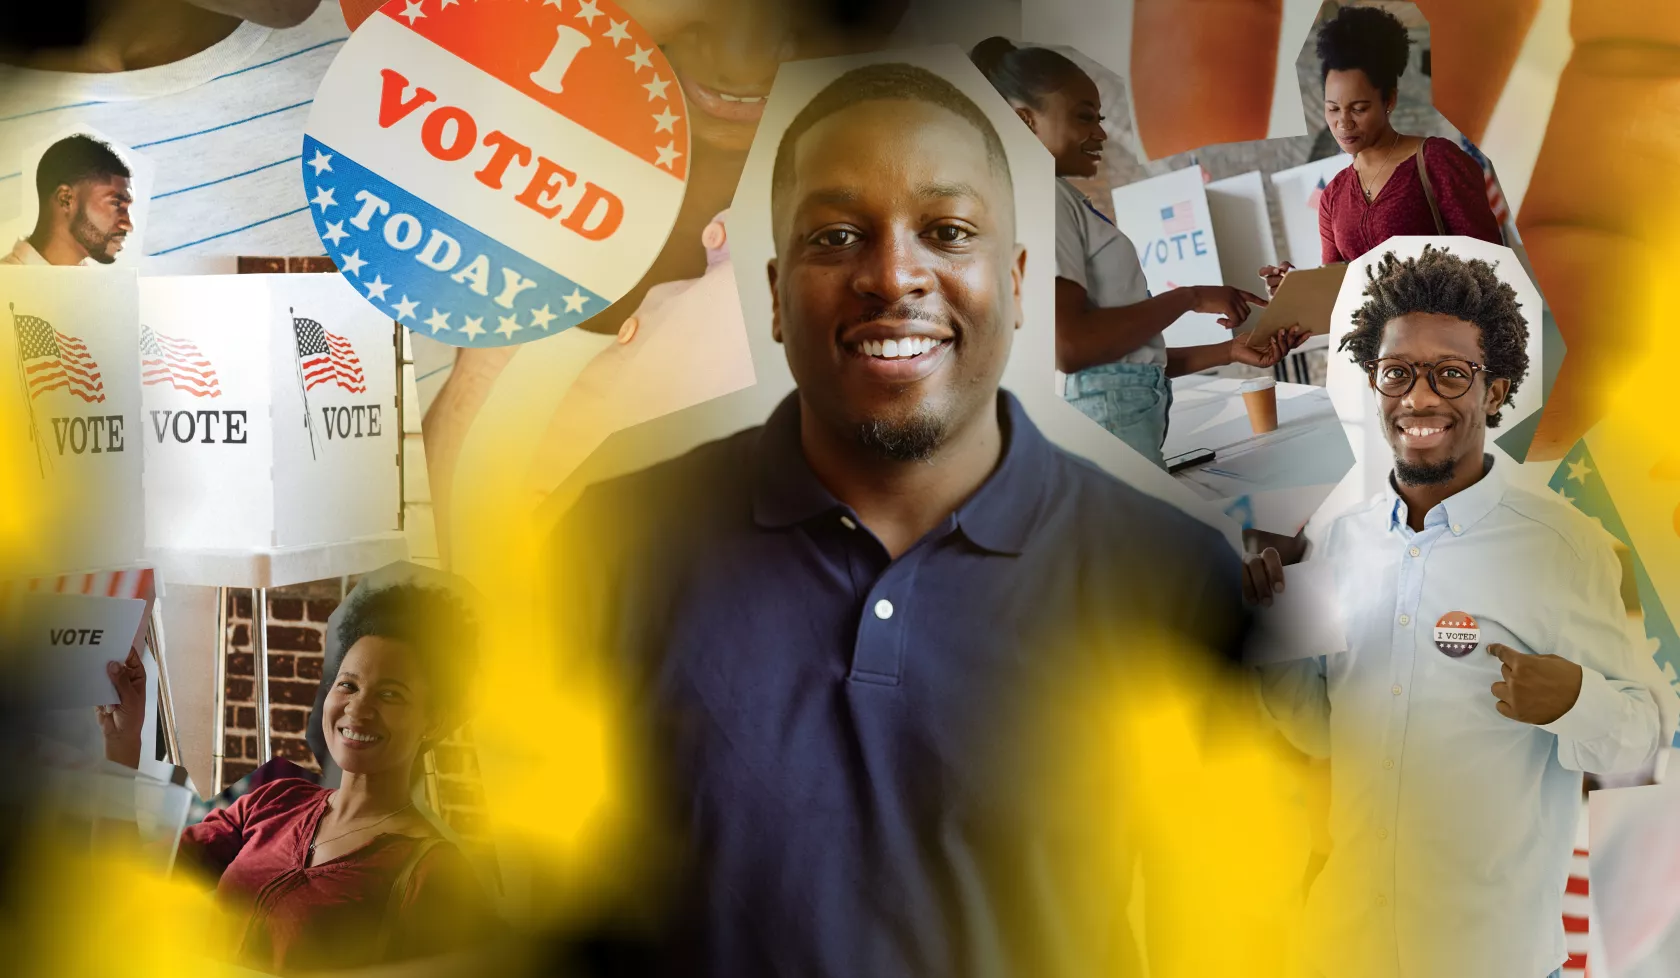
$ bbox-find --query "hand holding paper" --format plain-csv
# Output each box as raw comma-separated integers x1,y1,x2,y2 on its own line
95,647,146,769
1243,558,1349,666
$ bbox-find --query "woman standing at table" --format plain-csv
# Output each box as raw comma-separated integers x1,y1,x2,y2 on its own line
971,38,1305,469
1260,5,1503,293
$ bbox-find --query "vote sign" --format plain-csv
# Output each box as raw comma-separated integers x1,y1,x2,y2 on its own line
304,0,689,347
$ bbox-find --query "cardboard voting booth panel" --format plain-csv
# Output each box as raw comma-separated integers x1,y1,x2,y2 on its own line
1110,166,1229,348
139,273,405,586
1205,171,1277,297
1269,155,1352,269
0,267,144,577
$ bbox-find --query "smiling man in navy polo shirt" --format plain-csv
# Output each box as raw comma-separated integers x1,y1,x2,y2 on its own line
552,62,1244,978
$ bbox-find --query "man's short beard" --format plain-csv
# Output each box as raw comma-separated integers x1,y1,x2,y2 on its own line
856,413,946,462
70,210,119,265
1394,456,1457,486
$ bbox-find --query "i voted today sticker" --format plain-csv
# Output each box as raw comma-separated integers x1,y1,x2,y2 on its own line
302,0,688,347
1433,610,1481,657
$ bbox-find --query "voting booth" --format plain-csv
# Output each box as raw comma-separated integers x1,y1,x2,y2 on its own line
0,267,146,578
1269,155,1353,269
1109,165,1229,348
136,271,407,793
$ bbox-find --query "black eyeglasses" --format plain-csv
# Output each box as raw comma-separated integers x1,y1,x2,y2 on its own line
1362,357,1485,399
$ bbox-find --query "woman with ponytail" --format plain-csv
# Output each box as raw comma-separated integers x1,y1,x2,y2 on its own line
970,37,1304,469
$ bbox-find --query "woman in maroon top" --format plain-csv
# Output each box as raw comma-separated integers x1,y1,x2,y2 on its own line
1260,6,1503,291
100,583,500,974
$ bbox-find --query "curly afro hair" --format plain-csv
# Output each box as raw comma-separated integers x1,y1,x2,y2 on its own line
1339,246,1530,428
1316,4,1411,100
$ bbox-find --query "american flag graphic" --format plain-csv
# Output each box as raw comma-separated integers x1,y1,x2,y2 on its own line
1561,829,1590,978
140,326,221,398
1160,200,1195,234
0,567,154,617
14,314,104,403
293,317,366,394
1460,138,1511,229
1307,176,1328,213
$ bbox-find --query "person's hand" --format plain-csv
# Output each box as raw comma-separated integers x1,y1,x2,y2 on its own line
1231,326,1306,369
1489,643,1583,725
96,648,146,769
1242,547,1285,607
1191,285,1268,329
1257,262,1294,298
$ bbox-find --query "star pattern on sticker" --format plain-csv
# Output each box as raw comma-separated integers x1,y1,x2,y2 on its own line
653,107,680,133
644,75,671,101
575,0,601,24
1567,458,1593,483
603,18,630,46
461,315,486,340
563,288,589,313
364,275,391,301
339,250,367,276
392,296,419,321
307,150,333,176
627,45,654,71
528,305,557,330
441,0,457,6
496,313,523,339
655,143,682,169
425,309,452,333
542,0,563,8
311,186,336,211
400,0,426,24
321,220,348,246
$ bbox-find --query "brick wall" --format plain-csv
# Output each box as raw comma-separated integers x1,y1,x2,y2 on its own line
219,583,490,846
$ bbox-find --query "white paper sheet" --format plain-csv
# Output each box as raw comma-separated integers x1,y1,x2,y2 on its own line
1244,558,1348,666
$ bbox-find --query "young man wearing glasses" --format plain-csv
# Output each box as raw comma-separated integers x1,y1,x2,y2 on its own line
1246,246,1678,978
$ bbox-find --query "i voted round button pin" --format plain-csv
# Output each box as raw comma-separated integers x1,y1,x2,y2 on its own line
302,0,688,347
1433,611,1481,657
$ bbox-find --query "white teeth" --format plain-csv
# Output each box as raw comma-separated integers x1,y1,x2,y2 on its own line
339,728,380,743
1403,426,1444,438
859,337,941,359
716,92,766,103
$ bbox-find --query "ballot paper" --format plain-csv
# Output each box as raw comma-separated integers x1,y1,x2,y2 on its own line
2,593,147,709
1243,558,1348,665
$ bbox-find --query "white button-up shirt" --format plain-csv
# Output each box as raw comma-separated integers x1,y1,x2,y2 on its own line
1260,456,1679,978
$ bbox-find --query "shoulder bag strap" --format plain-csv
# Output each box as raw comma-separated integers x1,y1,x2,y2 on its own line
375,836,447,962
1414,138,1447,235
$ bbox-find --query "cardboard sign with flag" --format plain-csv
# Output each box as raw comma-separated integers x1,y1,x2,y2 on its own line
1269,154,1353,269
0,267,143,577
1110,166,1228,347
138,274,403,585
303,0,689,348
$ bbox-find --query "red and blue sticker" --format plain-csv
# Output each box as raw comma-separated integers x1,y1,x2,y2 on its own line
303,0,688,347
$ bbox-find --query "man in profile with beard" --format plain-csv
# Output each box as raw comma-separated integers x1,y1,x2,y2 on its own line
1247,246,1677,978
3,134,131,266
550,62,1243,978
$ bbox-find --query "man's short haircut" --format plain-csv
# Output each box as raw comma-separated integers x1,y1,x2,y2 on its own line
336,582,479,744
769,62,1014,234
34,134,130,204
1340,246,1531,428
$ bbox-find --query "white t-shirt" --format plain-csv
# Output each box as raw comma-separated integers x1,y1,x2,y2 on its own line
1053,175,1164,368
0,2,347,263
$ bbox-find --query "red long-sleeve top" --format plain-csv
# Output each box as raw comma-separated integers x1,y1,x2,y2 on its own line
176,777,499,974
1319,136,1503,263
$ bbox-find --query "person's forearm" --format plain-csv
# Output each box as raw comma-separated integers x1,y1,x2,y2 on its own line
1165,341,1234,378
1057,289,1194,374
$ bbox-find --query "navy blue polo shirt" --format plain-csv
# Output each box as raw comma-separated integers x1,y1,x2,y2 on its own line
555,390,1244,978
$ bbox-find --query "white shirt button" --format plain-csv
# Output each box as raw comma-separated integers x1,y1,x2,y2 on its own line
1377,895,1388,907
1391,684,1403,696
839,515,857,530
874,599,894,620
1378,828,1389,840
1398,614,1411,625
1383,758,1395,770
1408,546,1421,557
1452,523,1463,534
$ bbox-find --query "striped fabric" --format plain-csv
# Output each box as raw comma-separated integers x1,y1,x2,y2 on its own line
1563,800,1591,977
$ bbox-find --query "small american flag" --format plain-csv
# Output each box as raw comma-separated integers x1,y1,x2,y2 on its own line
140,325,221,398
293,317,366,394
1460,138,1511,229
1160,200,1195,234
1561,805,1590,977
14,314,104,403
1307,176,1328,213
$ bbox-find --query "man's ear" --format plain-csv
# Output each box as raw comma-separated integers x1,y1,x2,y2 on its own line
1485,375,1511,421
51,184,73,216
1010,244,1027,331
1014,106,1037,134
767,259,783,344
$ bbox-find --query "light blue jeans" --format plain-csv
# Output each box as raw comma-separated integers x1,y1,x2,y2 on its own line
1063,360,1173,469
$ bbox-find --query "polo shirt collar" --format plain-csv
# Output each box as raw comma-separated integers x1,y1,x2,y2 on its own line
1385,453,1505,535
751,390,1050,555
